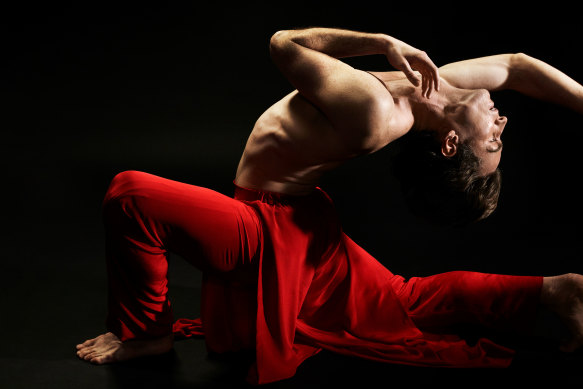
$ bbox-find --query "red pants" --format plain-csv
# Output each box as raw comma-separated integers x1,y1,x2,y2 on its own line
103,170,542,384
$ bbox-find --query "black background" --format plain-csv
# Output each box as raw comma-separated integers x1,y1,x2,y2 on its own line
2,2,582,388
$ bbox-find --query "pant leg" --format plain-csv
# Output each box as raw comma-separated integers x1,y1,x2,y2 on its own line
390,271,543,333
102,170,261,341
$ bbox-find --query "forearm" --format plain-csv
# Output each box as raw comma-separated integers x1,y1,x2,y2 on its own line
510,53,583,114
271,27,391,59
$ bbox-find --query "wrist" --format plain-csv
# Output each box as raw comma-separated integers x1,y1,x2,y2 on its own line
374,33,395,56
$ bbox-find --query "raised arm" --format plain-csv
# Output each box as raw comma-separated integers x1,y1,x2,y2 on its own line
439,53,583,114
269,27,439,147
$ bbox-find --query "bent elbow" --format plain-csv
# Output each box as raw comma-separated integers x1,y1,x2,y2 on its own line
507,52,533,89
270,30,288,44
513,52,532,59
511,52,535,68
269,30,291,55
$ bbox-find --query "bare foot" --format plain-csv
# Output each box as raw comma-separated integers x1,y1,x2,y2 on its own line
76,332,173,364
541,273,583,352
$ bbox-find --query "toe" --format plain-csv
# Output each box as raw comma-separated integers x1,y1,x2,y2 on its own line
80,338,97,348
77,349,88,358
91,355,108,365
83,350,99,361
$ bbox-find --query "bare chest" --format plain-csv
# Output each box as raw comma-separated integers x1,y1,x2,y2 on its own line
234,91,350,193
235,75,412,193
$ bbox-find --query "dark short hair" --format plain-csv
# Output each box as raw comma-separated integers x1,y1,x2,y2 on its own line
391,130,502,227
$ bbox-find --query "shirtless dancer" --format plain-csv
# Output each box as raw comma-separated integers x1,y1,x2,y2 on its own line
76,27,583,379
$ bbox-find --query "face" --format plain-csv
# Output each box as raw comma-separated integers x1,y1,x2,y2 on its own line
446,89,507,175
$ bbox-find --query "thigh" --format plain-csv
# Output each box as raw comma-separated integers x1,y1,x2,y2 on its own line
104,170,262,273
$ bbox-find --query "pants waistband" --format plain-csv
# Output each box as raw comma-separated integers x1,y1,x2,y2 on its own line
233,181,319,205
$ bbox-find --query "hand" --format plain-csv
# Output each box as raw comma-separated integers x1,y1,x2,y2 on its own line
384,37,440,98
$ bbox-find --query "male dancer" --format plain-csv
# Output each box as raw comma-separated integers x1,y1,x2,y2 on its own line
76,27,583,384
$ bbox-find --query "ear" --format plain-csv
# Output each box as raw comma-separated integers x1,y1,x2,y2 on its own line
441,130,459,157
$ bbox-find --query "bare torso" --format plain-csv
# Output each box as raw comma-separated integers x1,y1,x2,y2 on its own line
235,71,413,195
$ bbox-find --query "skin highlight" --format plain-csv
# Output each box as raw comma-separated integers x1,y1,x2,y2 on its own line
382,74,508,175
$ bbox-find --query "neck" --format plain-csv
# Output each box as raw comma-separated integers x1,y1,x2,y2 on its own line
389,77,461,135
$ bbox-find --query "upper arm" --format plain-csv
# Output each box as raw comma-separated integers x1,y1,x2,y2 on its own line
269,31,393,145
438,53,521,91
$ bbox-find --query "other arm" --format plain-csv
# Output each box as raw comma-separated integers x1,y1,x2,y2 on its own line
269,27,439,149
439,53,583,114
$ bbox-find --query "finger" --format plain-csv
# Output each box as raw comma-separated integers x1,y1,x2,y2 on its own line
427,68,435,97
419,69,432,98
400,60,421,87
421,67,432,98
432,64,440,92
422,71,429,98
418,53,440,93
407,71,421,87
418,68,433,98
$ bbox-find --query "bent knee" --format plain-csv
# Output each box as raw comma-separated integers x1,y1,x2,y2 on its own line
103,170,150,205
101,170,157,222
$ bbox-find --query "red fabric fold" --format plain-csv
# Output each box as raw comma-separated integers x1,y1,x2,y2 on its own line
173,318,203,339
176,184,542,384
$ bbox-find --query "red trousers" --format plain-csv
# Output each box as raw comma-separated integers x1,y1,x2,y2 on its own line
103,170,543,385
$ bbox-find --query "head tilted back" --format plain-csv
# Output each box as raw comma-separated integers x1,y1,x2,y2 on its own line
391,130,502,227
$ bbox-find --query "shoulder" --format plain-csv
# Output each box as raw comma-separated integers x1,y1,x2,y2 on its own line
358,71,414,152
343,72,398,153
